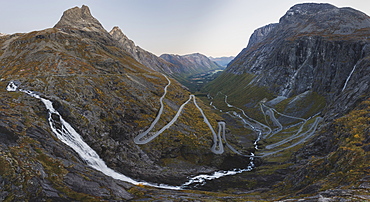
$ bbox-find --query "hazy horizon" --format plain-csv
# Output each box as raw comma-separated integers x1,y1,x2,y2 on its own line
1,0,369,57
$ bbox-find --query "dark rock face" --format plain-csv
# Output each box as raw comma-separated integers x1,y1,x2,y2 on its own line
202,3,370,200
246,23,277,49
160,53,222,74
227,3,370,118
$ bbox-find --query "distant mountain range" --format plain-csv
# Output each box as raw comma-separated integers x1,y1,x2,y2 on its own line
160,53,223,75
109,26,180,74
209,56,235,67
109,26,223,79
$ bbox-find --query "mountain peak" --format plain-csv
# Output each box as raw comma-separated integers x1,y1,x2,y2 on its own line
276,3,370,36
280,3,337,23
54,5,106,32
111,26,121,33
109,26,127,39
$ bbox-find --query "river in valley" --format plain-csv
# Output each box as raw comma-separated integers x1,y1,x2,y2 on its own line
7,74,322,190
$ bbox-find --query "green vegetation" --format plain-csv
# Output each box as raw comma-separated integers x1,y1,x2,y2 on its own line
172,69,223,92
269,98,370,198
200,73,274,121
275,91,326,119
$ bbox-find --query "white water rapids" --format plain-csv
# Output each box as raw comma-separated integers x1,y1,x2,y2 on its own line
7,73,322,190
6,79,256,190
7,81,181,190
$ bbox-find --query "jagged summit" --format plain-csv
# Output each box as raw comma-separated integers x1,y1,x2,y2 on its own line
109,26,134,48
54,5,106,32
110,26,125,37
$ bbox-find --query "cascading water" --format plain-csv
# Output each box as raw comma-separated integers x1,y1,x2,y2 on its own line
7,78,323,190
7,80,257,190
7,81,181,190
181,153,255,189
342,64,357,92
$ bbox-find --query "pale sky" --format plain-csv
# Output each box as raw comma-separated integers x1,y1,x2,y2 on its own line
1,0,370,57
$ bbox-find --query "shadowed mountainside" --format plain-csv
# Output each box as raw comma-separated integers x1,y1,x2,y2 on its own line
202,3,370,200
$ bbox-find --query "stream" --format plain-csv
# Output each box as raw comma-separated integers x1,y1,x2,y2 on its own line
7,73,322,190
7,81,182,190
6,79,256,190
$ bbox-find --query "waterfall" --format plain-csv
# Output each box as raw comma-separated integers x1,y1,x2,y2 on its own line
7,81,256,190
6,81,181,190
342,65,357,92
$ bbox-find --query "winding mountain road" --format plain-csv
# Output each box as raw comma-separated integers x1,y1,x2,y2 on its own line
7,74,323,189
133,74,227,154
6,81,182,190
208,92,322,158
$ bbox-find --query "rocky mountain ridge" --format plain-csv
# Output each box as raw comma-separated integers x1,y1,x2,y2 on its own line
0,5,239,201
109,26,180,74
54,5,106,33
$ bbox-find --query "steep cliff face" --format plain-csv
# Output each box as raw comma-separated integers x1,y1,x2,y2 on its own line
225,3,370,118
246,23,277,49
202,3,370,199
109,26,180,74
160,53,222,75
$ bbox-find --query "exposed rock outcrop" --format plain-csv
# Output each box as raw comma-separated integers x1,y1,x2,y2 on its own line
109,26,180,73
54,5,106,33
226,3,370,118
246,23,277,49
